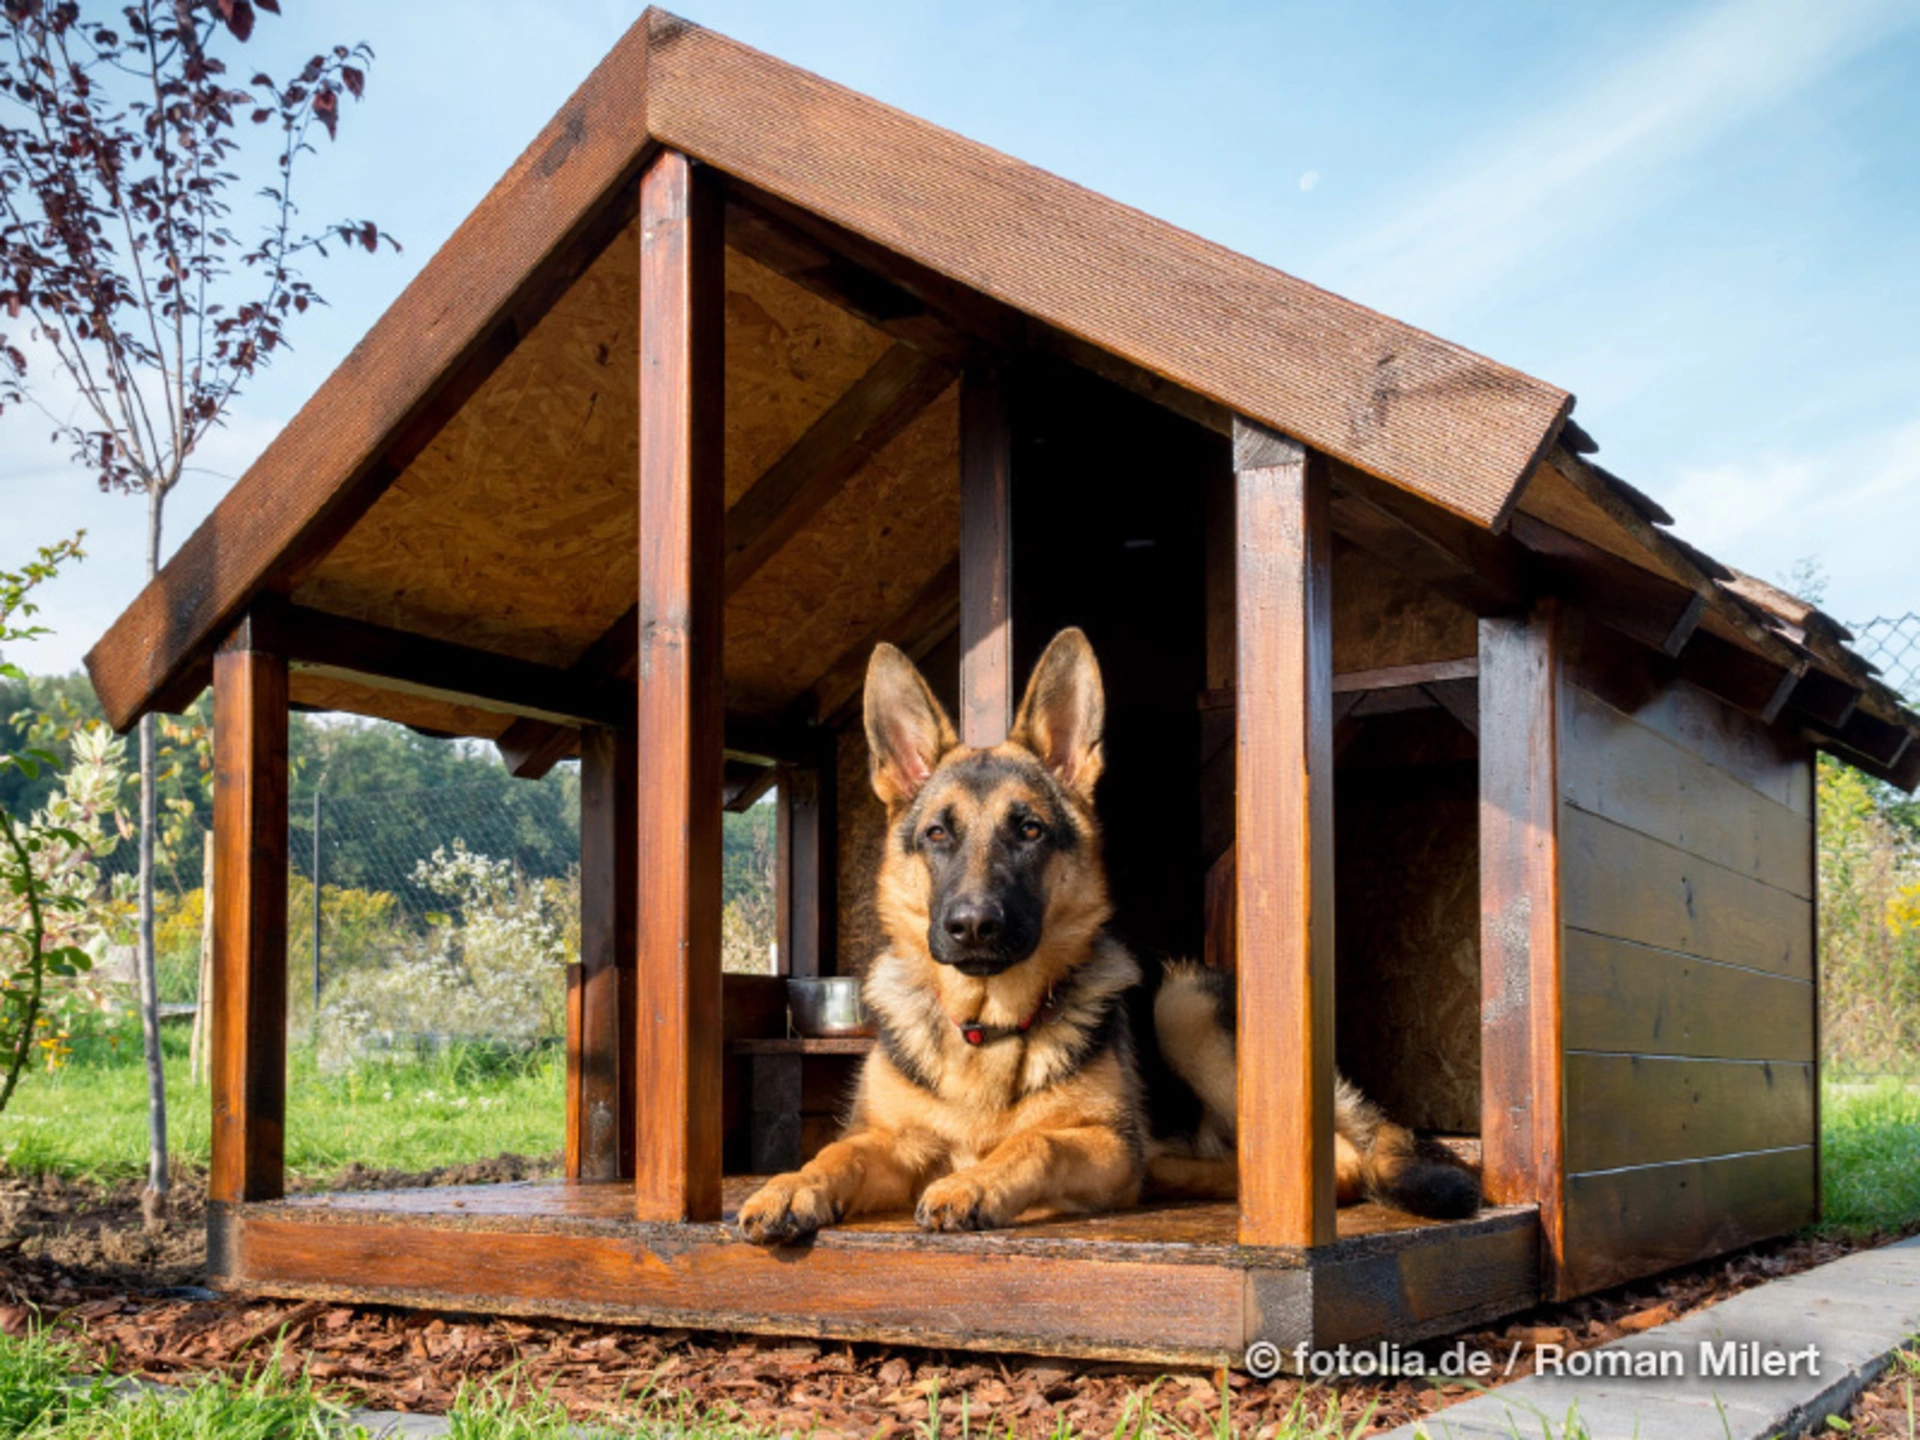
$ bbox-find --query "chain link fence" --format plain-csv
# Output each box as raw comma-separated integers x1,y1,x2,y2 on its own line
1850,613,1920,703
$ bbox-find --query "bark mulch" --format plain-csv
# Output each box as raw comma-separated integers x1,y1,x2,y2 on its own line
0,1159,1907,1437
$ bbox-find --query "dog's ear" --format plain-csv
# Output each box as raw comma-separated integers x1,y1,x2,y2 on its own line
865,643,958,808
1010,627,1104,802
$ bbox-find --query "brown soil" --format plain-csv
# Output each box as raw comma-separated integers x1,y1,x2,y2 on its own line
0,1160,1906,1437
1822,1341,1918,1437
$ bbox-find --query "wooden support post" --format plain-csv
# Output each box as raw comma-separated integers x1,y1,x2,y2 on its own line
775,759,835,979
1478,601,1567,1295
960,362,1013,748
633,149,726,1222
571,727,636,1182
210,609,290,1206
1232,420,1336,1249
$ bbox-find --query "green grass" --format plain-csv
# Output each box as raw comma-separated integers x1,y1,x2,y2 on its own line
1821,1079,1920,1238
1,1023,563,1183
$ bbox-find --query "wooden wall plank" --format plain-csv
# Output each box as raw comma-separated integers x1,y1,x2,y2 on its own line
1562,932,1814,1062
210,619,290,1205
959,363,1013,748
575,727,637,1181
1233,421,1336,1248
1561,809,1813,978
1561,684,1813,898
1477,603,1565,1293
1561,1148,1817,1297
1564,1055,1815,1172
633,150,727,1222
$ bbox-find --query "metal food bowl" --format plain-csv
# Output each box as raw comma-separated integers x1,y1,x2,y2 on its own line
786,976,874,1038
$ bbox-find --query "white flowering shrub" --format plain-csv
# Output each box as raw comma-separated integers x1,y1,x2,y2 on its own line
318,841,574,1068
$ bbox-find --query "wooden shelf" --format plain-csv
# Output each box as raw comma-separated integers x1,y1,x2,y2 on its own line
729,1036,875,1056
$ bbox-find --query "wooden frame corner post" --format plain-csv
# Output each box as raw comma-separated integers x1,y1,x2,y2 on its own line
1478,600,1567,1295
959,361,1013,748
1232,420,1336,1248
210,609,290,1207
634,149,726,1222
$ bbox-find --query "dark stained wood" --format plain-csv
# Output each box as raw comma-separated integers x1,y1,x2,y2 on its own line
1232,420,1336,1248
281,606,626,728
1203,846,1236,978
645,14,1571,526
959,362,1014,747
574,727,637,1182
633,150,727,1223
86,21,659,730
1326,459,1532,617
1477,602,1566,1293
1564,1055,1815,1172
1560,1147,1817,1297
775,763,834,978
1510,513,1705,657
1560,682,1814,898
1676,630,1804,725
213,1178,1540,1363
724,344,955,598
729,1037,873,1056
1562,932,1814,1062
210,616,290,1205
1561,808,1813,979
1789,666,1861,730
1332,658,1478,694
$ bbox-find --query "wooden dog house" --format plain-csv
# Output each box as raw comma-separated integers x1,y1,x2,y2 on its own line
87,11,1920,1364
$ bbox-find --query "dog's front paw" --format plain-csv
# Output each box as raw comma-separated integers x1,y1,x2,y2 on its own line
915,1172,1006,1233
736,1173,842,1245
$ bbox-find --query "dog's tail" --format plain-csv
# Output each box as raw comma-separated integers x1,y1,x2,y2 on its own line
1155,959,1481,1220
1336,1079,1482,1220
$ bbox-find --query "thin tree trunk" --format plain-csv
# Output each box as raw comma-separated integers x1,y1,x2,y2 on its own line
137,486,170,1224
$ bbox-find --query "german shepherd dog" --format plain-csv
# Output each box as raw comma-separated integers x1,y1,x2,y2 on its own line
736,628,1478,1243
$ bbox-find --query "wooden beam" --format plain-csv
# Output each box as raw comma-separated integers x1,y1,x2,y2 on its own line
724,343,955,597
1327,459,1532,617
282,606,625,729
723,759,780,812
960,362,1014,747
1478,601,1567,1297
632,150,726,1223
572,727,636,1182
1509,513,1705,658
1232,420,1336,1249
1676,631,1805,726
1787,667,1860,731
776,762,835,978
1331,658,1478,694
210,609,290,1206
85,21,659,730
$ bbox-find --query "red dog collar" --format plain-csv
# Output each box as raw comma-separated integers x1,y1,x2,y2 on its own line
958,986,1064,1047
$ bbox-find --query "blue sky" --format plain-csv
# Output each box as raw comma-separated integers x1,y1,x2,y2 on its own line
6,0,1918,675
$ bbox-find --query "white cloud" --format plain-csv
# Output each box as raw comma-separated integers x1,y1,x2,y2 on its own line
1340,0,1916,319
1657,415,1920,622
1298,169,1321,193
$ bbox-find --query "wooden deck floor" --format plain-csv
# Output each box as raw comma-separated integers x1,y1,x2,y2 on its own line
212,1179,1541,1365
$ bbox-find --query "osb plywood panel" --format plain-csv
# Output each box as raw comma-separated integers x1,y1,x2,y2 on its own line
723,251,893,507
296,224,645,667
1333,545,1476,673
724,382,960,717
288,671,515,741
1335,760,1481,1134
299,241,891,671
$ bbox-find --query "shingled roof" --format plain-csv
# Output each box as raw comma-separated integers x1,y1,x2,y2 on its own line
83,8,1919,787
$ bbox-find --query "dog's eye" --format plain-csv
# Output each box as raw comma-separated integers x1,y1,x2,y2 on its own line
1017,819,1047,843
923,823,949,845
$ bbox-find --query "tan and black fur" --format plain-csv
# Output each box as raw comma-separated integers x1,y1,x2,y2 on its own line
737,628,1477,1244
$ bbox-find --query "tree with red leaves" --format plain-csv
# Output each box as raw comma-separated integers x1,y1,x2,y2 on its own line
0,0,396,1217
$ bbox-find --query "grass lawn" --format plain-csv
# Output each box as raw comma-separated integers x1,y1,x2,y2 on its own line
1820,1078,1920,1238
1,1025,564,1183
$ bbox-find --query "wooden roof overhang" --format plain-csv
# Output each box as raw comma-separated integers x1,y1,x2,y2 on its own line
82,10,1920,790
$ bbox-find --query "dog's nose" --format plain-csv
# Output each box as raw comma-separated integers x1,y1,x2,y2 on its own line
944,899,1004,947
